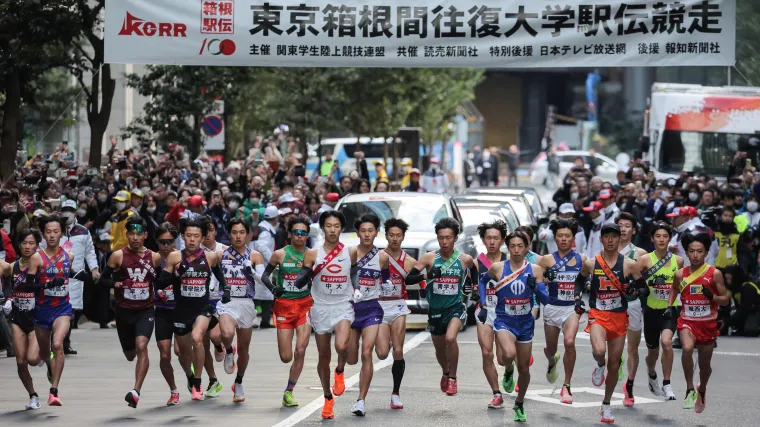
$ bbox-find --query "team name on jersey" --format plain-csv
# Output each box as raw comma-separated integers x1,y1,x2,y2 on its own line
283,262,301,268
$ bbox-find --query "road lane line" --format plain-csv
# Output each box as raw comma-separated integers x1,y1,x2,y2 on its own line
271,331,431,427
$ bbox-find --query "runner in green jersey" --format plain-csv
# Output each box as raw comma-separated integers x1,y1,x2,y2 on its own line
637,222,683,401
261,215,313,407
406,218,478,397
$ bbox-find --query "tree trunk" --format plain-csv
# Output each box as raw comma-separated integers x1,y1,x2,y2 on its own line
391,136,399,182
383,135,389,175
1,69,22,180
190,115,202,159
86,55,115,167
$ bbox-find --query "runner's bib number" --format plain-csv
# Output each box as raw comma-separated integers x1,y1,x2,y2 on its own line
382,278,402,298
44,279,69,297
684,302,711,318
228,277,248,297
504,297,531,315
651,283,671,301
555,272,578,301
485,281,497,307
124,281,150,301
164,286,175,301
180,279,207,298
432,276,459,295
12,291,35,311
282,273,299,292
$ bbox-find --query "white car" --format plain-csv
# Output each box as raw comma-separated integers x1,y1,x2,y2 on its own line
530,150,619,187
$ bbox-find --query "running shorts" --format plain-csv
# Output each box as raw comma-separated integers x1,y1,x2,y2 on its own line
627,298,644,332
494,315,535,343
173,305,217,337
543,304,579,329
115,306,155,352
677,317,719,346
351,300,384,330
273,296,313,329
9,308,35,334
380,299,409,325
475,305,496,328
154,307,174,342
643,306,678,349
310,301,354,335
217,298,258,329
33,303,73,330
427,303,467,336
586,309,629,341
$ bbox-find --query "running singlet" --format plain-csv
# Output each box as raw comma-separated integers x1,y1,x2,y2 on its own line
311,244,352,306
221,247,255,299
204,242,225,301
37,248,71,307
620,244,639,302
645,252,678,310
355,247,381,302
589,254,627,313
546,251,582,307
678,265,718,321
381,250,409,301
175,249,212,310
426,250,465,312
113,249,156,310
495,261,535,318
155,258,175,309
11,261,35,312
476,253,506,309
277,245,308,299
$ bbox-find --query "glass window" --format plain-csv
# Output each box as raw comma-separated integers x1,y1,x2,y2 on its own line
659,130,740,176
338,200,449,233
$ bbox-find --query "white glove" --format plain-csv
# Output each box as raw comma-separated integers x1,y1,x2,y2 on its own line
353,288,363,303
2,300,12,316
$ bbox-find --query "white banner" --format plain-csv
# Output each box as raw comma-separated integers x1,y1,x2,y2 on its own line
105,0,735,68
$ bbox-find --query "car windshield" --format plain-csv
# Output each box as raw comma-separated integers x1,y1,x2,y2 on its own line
658,130,740,176
504,197,533,225
338,200,449,233
522,192,540,214
458,207,503,229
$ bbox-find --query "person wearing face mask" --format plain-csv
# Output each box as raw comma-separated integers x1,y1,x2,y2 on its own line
743,196,760,228
109,191,139,251
666,206,717,267
421,157,449,194
582,201,605,258
713,207,747,269
686,186,701,207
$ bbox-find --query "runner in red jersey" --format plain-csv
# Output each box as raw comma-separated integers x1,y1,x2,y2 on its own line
98,216,162,408
667,232,730,414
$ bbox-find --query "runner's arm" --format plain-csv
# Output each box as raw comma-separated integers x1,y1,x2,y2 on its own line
531,265,549,305
405,253,433,286
668,270,682,307
260,263,278,294
478,272,489,305
97,250,123,289
710,269,731,306
210,254,230,301
293,249,315,290
574,259,592,299
155,252,180,290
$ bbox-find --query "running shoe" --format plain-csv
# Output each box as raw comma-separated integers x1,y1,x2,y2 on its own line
191,386,205,401
205,380,223,398
683,389,697,409
47,393,62,406
529,354,534,366
592,364,606,387
662,384,676,401
488,393,504,409
332,370,346,396
440,374,449,393
322,397,335,419
446,378,458,396
37,359,45,368
351,399,366,416
166,392,180,406
224,345,237,374
560,384,573,404
25,396,41,410
622,382,634,407
617,354,625,382
600,404,614,423
694,386,706,414
503,365,515,393
390,393,404,409
283,390,299,407
648,375,662,396
546,352,560,384
214,345,225,363
513,405,527,422
125,390,139,408
232,383,245,403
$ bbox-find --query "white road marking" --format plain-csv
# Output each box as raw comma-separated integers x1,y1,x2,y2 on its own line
271,331,431,427
714,351,760,357
518,387,662,407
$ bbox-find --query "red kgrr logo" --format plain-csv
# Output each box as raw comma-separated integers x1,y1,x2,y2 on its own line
199,38,236,56
118,12,187,37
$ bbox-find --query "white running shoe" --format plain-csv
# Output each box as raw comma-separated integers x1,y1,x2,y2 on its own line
352,399,366,416
648,376,663,396
592,364,606,387
232,383,245,403
214,346,225,363
37,360,45,368
25,396,41,410
662,384,676,401
223,345,237,374
390,394,404,409
600,404,614,423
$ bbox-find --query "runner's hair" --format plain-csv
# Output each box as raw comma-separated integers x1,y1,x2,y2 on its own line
516,225,534,241
477,219,507,239
125,215,147,230
353,213,381,232
384,217,409,235
179,217,208,237
39,214,64,231
681,231,712,251
156,222,178,239
549,218,579,235
287,214,311,232
319,210,346,229
18,228,42,244
615,211,639,231
506,230,530,247
435,217,460,236
649,221,673,238
227,217,251,234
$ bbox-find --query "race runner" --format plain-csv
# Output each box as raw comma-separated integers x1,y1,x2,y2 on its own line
481,230,549,422
375,217,416,410
200,216,227,399
615,212,648,407
474,220,508,409
156,218,229,401
98,216,162,408
638,222,682,401
34,215,76,406
216,218,265,403
537,218,586,404
261,215,314,408
574,223,647,423
1,229,46,410
293,210,357,420
346,213,390,416
669,232,730,413
406,218,478,397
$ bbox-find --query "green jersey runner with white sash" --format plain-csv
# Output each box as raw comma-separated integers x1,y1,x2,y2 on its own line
425,249,467,336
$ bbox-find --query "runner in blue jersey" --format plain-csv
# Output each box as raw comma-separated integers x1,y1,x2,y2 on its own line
537,218,586,404
479,230,548,423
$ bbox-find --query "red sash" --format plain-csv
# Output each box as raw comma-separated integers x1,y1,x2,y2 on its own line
313,243,345,276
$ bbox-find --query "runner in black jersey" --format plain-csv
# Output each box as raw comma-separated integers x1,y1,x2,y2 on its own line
156,218,229,401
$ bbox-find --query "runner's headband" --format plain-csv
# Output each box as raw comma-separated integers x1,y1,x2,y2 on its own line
126,224,145,233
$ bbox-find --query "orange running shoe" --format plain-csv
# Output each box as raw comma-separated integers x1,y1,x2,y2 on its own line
332,370,345,396
322,396,335,419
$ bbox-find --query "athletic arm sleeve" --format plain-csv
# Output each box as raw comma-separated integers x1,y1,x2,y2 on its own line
293,266,313,289
211,263,229,293
574,273,588,298
97,265,117,289
17,273,46,291
381,268,390,283
252,264,265,286
2,276,11,299
260,263,277,293
154,269,177,290
478,273,489,305
534,282,549,305
350,264,360,291
463,268,477,296
405,267,426,286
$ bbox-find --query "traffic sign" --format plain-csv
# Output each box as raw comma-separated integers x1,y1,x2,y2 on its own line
202,115,223,137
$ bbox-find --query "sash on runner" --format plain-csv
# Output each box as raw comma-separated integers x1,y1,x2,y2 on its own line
436,250,461,274
477,253,494,270
41,249,66,275
494,260,529,292
548,251,576,275
386,250,408,278
680,264,710,291
595,254,626,294
643,252,673,280
178,248,205,276
356,246,379,270
226,246,250,266
313,242,345,276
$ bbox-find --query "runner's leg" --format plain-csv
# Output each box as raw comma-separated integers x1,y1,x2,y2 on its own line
561,315,580,385
445,318,462,377
191,316,211,383
34,326,51,374
375,323,391,360
157,339,177,390
660,329,675,382
495,329,517,374
133,335,150,393
477,323,499,392
316,333,333,395
431,335,448,374
235,327,253,379
589,324,608,368
626,329,642,383
219,313,237,350
358,324,380,400
696,343,714,392
390,315,407,394
515,341,533,402
49,316,71,388
605,335,625,403
289,322,311,386
347,327,361,366
334,320,350,373
12,325,35,395
277,327,295,363
679,329,697,391
26,330,41,367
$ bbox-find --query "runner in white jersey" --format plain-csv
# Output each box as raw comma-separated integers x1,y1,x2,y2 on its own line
346,213,390,416
293,210,358,420
199,216,227,399
376,217,416,410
